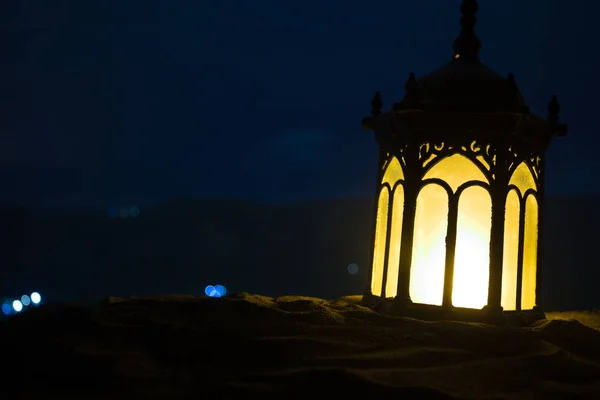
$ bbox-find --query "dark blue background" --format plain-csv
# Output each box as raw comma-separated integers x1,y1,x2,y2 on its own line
2,0,598,209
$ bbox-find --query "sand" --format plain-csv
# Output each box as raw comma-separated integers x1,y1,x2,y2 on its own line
1,293,600,399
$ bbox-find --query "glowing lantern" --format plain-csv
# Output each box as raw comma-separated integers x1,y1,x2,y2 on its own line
361,0,567,322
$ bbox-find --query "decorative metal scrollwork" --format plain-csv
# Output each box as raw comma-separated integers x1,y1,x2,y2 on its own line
507,146,541,183
395,144,409,168
418,140,496,173
507,146,519,173
528,155,542,180
469,140,496,171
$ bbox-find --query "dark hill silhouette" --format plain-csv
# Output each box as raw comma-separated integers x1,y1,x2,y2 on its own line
0,196,598,311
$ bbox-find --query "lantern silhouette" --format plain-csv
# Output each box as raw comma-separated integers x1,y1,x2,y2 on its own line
361,0,567,322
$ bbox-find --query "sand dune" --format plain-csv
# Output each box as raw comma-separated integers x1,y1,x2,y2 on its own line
1,294,600,399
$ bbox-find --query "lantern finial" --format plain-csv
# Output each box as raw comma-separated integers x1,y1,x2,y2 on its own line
548,95,567,137
371,91,382,116
547,95,560,124
452,0,481,60
404,72,418,108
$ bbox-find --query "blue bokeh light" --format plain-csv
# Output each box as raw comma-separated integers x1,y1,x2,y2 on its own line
205,285,225,298
1,304,11,315
12,300,23,312
21,295,31,306
205,285,215,297
31,292,41,305
214,285,227,297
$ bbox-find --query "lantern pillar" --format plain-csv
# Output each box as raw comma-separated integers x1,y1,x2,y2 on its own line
484,146,507,316
442,196,459,308
394,182,417,305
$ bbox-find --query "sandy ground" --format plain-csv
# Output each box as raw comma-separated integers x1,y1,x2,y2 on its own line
1,294,600,399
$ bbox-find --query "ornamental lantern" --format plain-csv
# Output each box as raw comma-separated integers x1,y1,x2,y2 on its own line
360,0,567,323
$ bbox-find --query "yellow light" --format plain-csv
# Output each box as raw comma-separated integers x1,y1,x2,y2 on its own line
455,54,460,59
501,189,520,310
371,188,389,297
410,154,491,309
372,154,539,311
452,186,491,309
372,157,405,298
504,162,538,310
410,184,447,306
385,187,404,298
521,195,538,310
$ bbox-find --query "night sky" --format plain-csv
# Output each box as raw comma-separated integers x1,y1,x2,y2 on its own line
2,0,600,211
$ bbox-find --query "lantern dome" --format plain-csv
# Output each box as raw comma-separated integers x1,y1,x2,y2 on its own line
396,59,529,113
394,0,529,114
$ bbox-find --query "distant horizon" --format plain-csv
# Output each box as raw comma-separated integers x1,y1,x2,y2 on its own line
0,193,598,214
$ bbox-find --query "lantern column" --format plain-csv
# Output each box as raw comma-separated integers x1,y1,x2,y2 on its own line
394,168,417,306
484,143,507,316
393,76,420,307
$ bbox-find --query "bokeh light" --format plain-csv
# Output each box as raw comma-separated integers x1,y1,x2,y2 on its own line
205,285,224,298
347,263,359,275
12,300,23,312
205,285,215,297
130,206,140,218
214,285,227,297
1,304,11,315
21,295,31,306
31,292,41,305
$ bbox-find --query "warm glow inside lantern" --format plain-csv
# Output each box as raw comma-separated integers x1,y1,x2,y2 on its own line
370,148,540,311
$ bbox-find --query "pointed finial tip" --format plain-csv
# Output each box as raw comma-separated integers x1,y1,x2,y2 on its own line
548,95,560,122
405,72,418,88
370,91,382,116
453,0,481,60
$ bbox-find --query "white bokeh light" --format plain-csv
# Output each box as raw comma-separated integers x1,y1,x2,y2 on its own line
31,292,41,304
12,300,23,312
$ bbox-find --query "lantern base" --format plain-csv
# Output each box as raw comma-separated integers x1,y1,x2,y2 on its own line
360,293,546,327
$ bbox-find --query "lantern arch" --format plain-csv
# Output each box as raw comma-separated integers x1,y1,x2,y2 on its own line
453,184,492,308
508,162,538,196
371,186,390,297
370,156,406,298
410,182,449,306
502,162,539,311
382,156,404,187
410,153,493,308
521,193,539,310
501,189,521,310
423,153,489,191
